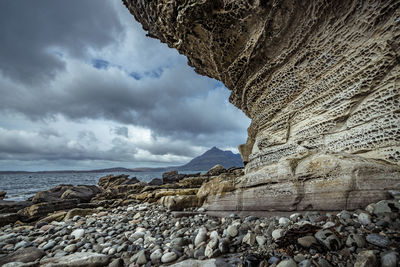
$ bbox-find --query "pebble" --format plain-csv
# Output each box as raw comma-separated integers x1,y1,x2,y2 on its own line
256,235,266,246
227,224,238,237
71,229,85,239
276,258,297,267
358,213,372,225
150,249,163,262
64,244,77,253
194,227,208,247
272,228,284,240
161,252,177,263
381,251,398,267
297,236,317,248
366,233,390,248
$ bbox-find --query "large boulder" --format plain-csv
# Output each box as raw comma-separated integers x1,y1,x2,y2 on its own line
0,213,20,227
124,0,400,211
204,164,226,177
32,185,73,203
98,174,130,189
60,185,101,202
159,195,198,211
162,170,185,184
17,199,79,220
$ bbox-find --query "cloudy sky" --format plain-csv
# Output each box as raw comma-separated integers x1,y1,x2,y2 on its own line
0,1,249,171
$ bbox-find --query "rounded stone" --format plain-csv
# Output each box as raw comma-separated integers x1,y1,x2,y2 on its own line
366,233,390,248
227,225,238,237
161,252,177,263
71,229,85,239
277,258,297,267
64,244,77,253
272,229,284,240
358,213,372,225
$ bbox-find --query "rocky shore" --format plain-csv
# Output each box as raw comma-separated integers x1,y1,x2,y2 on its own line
0,166,399,266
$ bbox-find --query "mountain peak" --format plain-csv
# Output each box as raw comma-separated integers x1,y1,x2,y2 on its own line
178,147,243,171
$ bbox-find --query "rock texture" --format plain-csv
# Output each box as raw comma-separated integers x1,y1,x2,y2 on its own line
124,0,400,211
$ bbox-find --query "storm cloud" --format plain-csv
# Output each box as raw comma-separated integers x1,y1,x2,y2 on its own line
0,1,249,170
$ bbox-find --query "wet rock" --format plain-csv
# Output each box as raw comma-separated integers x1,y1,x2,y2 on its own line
17,199,79,220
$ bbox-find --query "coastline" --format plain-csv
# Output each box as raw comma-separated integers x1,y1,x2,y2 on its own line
0,167,399,266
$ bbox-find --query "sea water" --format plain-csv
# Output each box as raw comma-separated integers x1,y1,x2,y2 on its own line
0,171,170,201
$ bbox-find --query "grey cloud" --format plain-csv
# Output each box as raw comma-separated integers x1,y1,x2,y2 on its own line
112,126,129,138
0,0,123,84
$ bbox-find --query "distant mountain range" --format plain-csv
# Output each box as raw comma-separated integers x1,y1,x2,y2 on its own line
0,147,243,174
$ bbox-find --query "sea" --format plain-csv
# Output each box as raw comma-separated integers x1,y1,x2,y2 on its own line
0,171,199,201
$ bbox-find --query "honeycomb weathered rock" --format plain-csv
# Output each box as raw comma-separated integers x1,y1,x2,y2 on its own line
123,0,400,211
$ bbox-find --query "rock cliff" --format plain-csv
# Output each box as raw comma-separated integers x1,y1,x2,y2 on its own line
123,0,400,211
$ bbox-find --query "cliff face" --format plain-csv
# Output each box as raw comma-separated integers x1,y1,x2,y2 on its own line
123,0,400,211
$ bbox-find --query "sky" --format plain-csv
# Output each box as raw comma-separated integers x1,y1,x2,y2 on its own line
0,1,250,171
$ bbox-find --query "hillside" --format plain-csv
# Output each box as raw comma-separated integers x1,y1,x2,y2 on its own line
176,147,243,171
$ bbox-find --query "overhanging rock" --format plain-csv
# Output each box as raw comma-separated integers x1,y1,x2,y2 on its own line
123,0,400,211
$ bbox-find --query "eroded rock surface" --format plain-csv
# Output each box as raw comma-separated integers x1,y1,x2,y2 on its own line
124,0,400,211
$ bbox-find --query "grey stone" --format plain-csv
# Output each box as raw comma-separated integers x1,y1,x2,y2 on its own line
0,247,45,265
276,258,297,267
64,244,78,253
297,236,317,248
315,229,342,250
161,252,177,263
366,233,390,248
346,234,366,248
358,213,372,225
195,227,208,247
40,252,110,266
136,250,147,265
226,225,238,237
381,251,398,267
150,249,163,263
354,250,376,267
298,259,312,267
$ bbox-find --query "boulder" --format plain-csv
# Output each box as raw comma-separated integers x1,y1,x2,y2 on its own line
0,200,31,214
32,185,73,203
204,164,226,176
0,247,45,265
60,185,101,202
148,178,163,186
40,252,110,267
124,0,400,211
98,174,129,189
17,199,79,220
162,170,186,184
159,195,199,211
0,190,6,199
0,213,20,227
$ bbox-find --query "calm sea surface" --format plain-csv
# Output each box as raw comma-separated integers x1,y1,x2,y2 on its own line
0,171,190,201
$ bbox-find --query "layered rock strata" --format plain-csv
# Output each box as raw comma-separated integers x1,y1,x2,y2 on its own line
123,0,400,211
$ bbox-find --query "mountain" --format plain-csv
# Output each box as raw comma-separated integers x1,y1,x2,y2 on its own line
176,146,243,171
